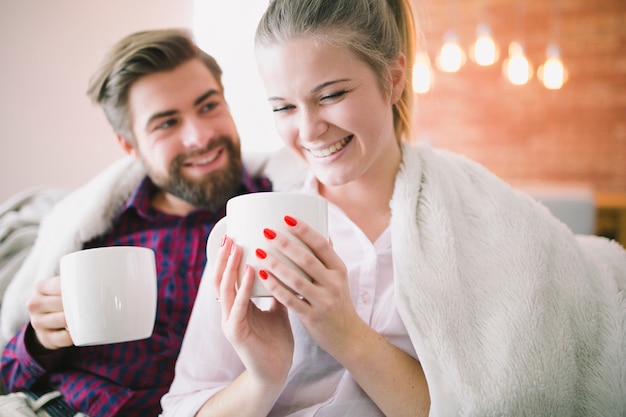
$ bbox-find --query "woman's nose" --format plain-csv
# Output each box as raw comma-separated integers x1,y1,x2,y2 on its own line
298,109,327,142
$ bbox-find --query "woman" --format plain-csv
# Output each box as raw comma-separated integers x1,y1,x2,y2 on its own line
162,0,626,416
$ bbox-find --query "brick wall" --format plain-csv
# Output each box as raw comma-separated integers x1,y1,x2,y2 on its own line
411,0,626,192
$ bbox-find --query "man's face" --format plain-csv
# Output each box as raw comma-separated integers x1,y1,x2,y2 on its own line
125,58,242,212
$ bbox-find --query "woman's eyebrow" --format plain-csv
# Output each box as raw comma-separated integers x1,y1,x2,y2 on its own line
268,79,350,102
310,79,349,94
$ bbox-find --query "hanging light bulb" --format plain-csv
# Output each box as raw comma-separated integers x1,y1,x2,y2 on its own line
470,24,499,66
436,31,466,73
538,43,567,90
502,41,533,85
413,51,433,94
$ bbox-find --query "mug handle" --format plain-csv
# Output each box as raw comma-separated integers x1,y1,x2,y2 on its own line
206,217,227,270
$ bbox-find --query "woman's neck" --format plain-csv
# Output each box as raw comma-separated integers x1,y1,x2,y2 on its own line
320,143,402,242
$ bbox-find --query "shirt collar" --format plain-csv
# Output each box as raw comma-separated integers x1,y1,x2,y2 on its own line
123,176,157,219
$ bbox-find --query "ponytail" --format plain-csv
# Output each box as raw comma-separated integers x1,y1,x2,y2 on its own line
387,0,417,142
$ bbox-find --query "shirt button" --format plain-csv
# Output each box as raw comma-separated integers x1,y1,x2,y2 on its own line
361,292,371,303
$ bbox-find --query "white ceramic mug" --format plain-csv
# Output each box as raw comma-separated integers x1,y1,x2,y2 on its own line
60,246,157,346
207,192,328,297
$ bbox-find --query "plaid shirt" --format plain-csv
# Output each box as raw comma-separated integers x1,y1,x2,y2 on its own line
1,171,271,416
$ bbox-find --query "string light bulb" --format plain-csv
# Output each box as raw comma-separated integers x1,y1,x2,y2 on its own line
538,44,567,90
503,41,533,85
470,24,499,66
413,51,434,94
436,31,466,73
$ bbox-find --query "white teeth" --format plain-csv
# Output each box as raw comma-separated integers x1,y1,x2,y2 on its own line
309,136,352,158
191,152,219,166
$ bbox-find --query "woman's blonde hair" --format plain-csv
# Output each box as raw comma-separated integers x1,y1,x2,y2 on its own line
256,0,416,142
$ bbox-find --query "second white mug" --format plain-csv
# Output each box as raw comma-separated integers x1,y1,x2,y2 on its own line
60,246,157,346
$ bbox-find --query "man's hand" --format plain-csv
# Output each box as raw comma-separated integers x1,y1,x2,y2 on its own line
27,276,73,350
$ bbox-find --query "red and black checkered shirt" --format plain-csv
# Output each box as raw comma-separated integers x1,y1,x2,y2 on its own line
1,171,271,416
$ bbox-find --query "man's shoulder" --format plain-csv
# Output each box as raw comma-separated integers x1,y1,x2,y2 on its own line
41,157,146,238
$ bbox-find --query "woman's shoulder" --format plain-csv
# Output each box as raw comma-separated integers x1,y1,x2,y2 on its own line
401,142,508,191
404,142,493,173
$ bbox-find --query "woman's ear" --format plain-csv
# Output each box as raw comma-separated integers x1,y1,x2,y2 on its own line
390,52,407,104
116,134,138,158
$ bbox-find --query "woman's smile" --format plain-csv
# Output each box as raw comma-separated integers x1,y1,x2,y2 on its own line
306,135,353,159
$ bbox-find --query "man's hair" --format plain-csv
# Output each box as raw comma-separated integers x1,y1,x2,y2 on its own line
87,28,223,145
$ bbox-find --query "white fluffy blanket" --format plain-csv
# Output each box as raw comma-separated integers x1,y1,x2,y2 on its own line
0,188,65,314
391,145,626,416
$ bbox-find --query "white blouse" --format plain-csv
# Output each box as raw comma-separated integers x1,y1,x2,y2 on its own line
161,177,416,417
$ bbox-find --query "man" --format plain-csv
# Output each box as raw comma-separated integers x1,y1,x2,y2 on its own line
0,28,272,416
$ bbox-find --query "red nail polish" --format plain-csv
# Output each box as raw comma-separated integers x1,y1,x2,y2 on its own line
259,269,268,280
219,234,227,247
255,248,267,259
263,228,276,239
284,215,297,227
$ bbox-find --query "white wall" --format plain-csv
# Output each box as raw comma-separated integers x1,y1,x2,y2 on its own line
0,0,281,203
193,0,281,159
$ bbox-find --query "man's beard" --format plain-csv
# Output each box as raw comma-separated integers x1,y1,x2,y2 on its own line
143,136,243,212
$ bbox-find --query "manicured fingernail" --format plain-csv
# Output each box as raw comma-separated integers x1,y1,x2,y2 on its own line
219,234,227,247
259,269,268,280
255,248,267,259
284,215,297,227
263,228,276,239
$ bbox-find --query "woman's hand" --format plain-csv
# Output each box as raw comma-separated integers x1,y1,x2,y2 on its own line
213,236,294,388
255,215,368,359
255,216,430,417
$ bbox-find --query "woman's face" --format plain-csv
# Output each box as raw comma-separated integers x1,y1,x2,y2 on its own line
256,37,404,188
